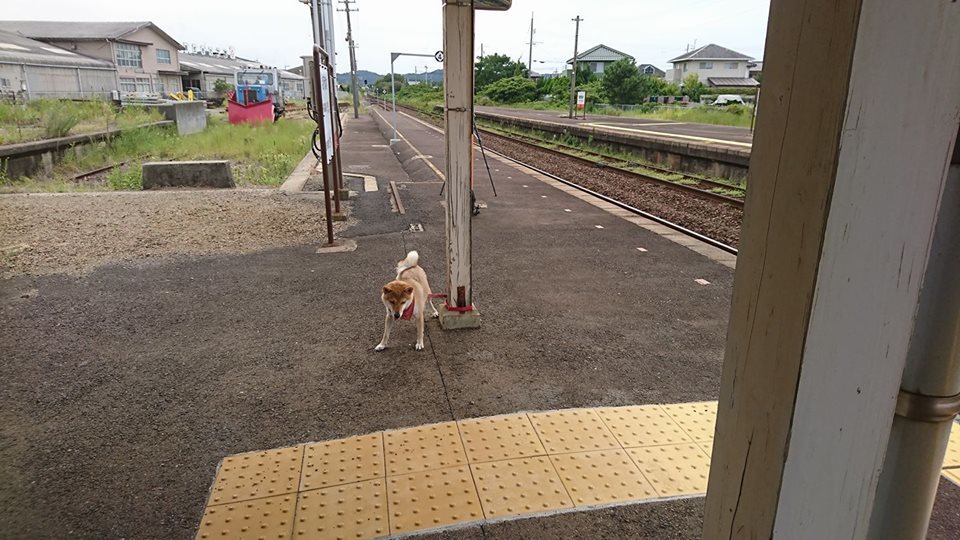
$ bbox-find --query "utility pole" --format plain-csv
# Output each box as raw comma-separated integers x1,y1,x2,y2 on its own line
338,0,360,119
526,12,538,76
568,15,582,119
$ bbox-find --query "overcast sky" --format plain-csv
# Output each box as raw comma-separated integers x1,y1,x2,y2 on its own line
4,0,771,76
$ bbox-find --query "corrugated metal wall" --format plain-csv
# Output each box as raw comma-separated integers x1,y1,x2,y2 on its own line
0,63,117,100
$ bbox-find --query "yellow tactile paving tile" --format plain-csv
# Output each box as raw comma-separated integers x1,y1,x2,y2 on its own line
294,479,388,539
528,409,620,454
628,443,711,497
387,465,483,534
301,433,384,491
660,401,717,442
199,402,733,539
458,413,546,463
196,493,295,540
551,449,657,507
207,446,303,506
596,405,692,447
944,468,960,487
943,423,959,468
384,421,468,475
471,457,573,518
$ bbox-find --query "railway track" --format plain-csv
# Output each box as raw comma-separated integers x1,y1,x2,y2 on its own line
370,99,742,251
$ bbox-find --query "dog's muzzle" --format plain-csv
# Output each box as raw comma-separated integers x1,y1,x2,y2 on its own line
394,312,401,319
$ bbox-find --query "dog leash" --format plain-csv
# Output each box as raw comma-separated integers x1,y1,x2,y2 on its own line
428,293,474,313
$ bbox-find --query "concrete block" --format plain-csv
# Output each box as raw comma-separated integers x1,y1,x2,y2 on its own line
438,305,481,330
142,160,234,189
146,101,207,135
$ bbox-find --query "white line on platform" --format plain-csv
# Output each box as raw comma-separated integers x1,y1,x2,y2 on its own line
695,278,711,285
637,248,648,252
364,178,378,192
595,225,604,229
564,209,572,212
583,122,753,148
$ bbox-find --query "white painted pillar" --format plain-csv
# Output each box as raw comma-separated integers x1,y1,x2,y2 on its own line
703,0,960,537
439,0,480,329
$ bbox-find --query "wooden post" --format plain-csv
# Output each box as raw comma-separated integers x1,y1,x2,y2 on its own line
703,0,960,538
439,0,481,329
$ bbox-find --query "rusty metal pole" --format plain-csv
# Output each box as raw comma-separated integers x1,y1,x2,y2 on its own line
312,45,334,245
326,63,342,216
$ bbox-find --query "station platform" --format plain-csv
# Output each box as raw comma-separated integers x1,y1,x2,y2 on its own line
191,110,960,539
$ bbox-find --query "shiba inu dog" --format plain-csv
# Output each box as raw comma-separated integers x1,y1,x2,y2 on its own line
376,251,439,351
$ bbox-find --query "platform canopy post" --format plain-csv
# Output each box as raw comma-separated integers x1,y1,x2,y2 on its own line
439,0,481,329
702,0,960,538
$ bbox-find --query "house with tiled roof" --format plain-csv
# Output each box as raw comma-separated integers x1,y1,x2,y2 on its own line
566,44,633,76
668,43,758,87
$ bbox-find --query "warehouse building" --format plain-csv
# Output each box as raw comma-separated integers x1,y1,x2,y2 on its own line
179,51,305,100
0,29,117,100
0,20,185,98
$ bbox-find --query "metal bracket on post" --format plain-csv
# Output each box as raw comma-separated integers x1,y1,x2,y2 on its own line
895,390,960,423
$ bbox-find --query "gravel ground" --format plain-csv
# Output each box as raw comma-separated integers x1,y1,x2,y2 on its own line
0,189,336,279
482,132,743,247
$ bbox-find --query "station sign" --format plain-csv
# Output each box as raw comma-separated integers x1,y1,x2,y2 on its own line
576,91,586,109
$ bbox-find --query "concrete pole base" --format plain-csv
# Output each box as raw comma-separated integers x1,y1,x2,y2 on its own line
438,305,481,330
338,188,351,200
332,212,348,221
315,239,357,254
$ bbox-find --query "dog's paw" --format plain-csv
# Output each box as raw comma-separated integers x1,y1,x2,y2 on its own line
415,342,424,351
431,311,440,319
374,344,386,351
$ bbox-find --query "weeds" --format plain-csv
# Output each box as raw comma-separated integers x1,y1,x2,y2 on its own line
43,105,81,138
106,165,142,190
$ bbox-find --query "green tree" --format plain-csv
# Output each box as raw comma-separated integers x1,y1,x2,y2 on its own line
481,76,539,103
681,74,707,102
600,59,642,104
577,79,606,109
212,79,233,96
573,63,594,84
475,53,528,91
374,73,406,94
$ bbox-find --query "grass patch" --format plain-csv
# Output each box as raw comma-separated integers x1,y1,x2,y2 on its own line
0,99,165,144
621,105,754,128
2,116,314,192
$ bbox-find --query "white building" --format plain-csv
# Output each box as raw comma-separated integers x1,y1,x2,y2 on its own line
668,43,758,87
0,29,117,100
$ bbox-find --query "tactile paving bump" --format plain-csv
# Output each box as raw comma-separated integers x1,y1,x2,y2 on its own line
944,468,960,487
196,493,295,540
294,479,388,539
301,433,384,491
471,457,573,518
527,409,619,454
660,401,718,442
628,443,711,497
458,414,546,463
943,423,959,468
384,421,467,475
550,449,656,507
208,446,304,506
596,405,692,448
387,466,483,534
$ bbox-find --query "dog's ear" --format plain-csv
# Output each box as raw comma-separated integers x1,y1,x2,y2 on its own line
383,286,391,295
405,286,414,295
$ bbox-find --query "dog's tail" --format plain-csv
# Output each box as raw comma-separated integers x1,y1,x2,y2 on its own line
396,250,419,275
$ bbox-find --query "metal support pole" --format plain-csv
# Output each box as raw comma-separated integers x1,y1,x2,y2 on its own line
867,128,960,539
312,46,335,245
567,15,581,119
328,66,342,216
390,58,398,141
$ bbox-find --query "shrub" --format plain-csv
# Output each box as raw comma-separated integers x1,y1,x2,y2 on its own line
43,105,80,138
481,76,539,104
106,165,142,190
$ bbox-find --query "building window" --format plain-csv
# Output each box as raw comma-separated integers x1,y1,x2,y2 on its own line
0,77,10,88
683,64,688,72
116,43,142,68
643,66,654,75
699,62,713,69
726,62,739,69
157,48,171,64
120,77,152,93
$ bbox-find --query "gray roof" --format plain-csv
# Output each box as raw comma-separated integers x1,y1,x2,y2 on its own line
0,29,115,69
179,52,303,81
707,77,760,87
669,44,753,63
567,44,633,64
639,64,666,76
0,20,183,49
